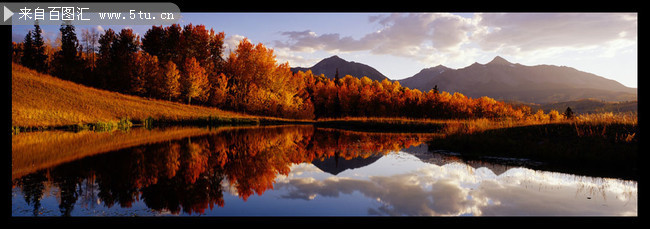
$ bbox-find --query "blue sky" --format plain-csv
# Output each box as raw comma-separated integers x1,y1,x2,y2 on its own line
12,12,638,88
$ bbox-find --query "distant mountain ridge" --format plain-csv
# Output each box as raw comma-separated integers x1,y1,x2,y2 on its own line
398,56,636,104
291,55,389,82
398,65,450,90
291,55,636,104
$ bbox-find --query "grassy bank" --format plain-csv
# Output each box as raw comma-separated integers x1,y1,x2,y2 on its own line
11,63,309,130
428,121,638,179
315,116,539,134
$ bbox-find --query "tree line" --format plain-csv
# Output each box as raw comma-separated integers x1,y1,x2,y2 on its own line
13,23,558,121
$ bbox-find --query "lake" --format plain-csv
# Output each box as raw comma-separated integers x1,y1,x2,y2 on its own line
11,125,637,216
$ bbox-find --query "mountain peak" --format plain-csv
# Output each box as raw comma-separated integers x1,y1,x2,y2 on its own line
291,55,388,81
487,56,512,65
323,55,346,62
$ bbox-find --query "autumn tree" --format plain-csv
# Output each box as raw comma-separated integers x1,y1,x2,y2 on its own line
223,38,313,118
207,73,229,107
130,51,161,97
12,42,23,63
548,109,563,121
207,29,226,74
80,27,100,71
181,57,209,104
159,61,181,101
180,24,211,66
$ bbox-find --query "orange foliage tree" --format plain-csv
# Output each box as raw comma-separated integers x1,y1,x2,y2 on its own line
15,22,543,121
159,60,181,101
180,57,209,105
224,38,313,119
304,70,532,120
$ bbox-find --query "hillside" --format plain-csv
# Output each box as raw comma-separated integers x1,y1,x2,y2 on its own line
11,63,257,128
291,55,389,81
399,56,637,104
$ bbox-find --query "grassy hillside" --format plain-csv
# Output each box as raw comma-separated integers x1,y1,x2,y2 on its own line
11,63,270,128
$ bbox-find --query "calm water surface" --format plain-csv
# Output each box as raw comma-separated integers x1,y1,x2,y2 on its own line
11,125,637,216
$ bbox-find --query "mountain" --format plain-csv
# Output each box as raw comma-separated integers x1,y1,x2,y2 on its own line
310,154,384,176
399,56,637,104
291,55,389,82
398,65,451,90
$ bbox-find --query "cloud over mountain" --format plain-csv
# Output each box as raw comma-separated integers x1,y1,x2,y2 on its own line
273,13,637,70
475,13,637,53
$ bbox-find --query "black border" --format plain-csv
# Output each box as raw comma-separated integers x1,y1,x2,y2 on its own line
4,0,642,225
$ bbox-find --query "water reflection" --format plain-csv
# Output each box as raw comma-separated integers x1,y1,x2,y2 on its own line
277,155,637,216
11,125,637,216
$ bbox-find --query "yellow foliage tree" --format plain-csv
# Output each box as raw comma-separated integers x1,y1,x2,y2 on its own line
181,57,209,105
224,38,311,118
160,60,181,101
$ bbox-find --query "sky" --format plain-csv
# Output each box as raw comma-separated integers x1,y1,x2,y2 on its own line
12,12,638,88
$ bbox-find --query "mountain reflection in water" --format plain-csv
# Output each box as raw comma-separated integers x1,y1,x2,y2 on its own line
11,125,637,216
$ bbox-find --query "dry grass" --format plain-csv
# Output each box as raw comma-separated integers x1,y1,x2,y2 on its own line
316,116,545,135
576,112,638,125
12,63,260,128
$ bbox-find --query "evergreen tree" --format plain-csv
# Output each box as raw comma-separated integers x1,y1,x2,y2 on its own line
563,106,575,120
164,24,182,65
141,25,166,60
333,68,341,117
54,23,82,82
95,28,117,89
109,28,140,92
32,24,48,73
20,31,34,69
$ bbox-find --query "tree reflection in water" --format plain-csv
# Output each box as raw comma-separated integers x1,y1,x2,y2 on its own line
12,125,430,216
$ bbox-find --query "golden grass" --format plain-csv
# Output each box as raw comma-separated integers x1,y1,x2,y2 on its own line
316,116,534,135
316,113,637,135
11,63,260,128
575,112,638,125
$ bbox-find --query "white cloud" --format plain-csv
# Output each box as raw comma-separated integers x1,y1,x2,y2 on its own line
474,13,637,54
272,47,318,67
274,13,480,63
95,25,105,33
223,34,247,53
273,13,637,68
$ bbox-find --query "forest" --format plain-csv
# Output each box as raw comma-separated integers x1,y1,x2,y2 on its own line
12,23,567,122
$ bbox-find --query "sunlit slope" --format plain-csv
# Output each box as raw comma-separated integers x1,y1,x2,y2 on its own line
12,63,253,128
